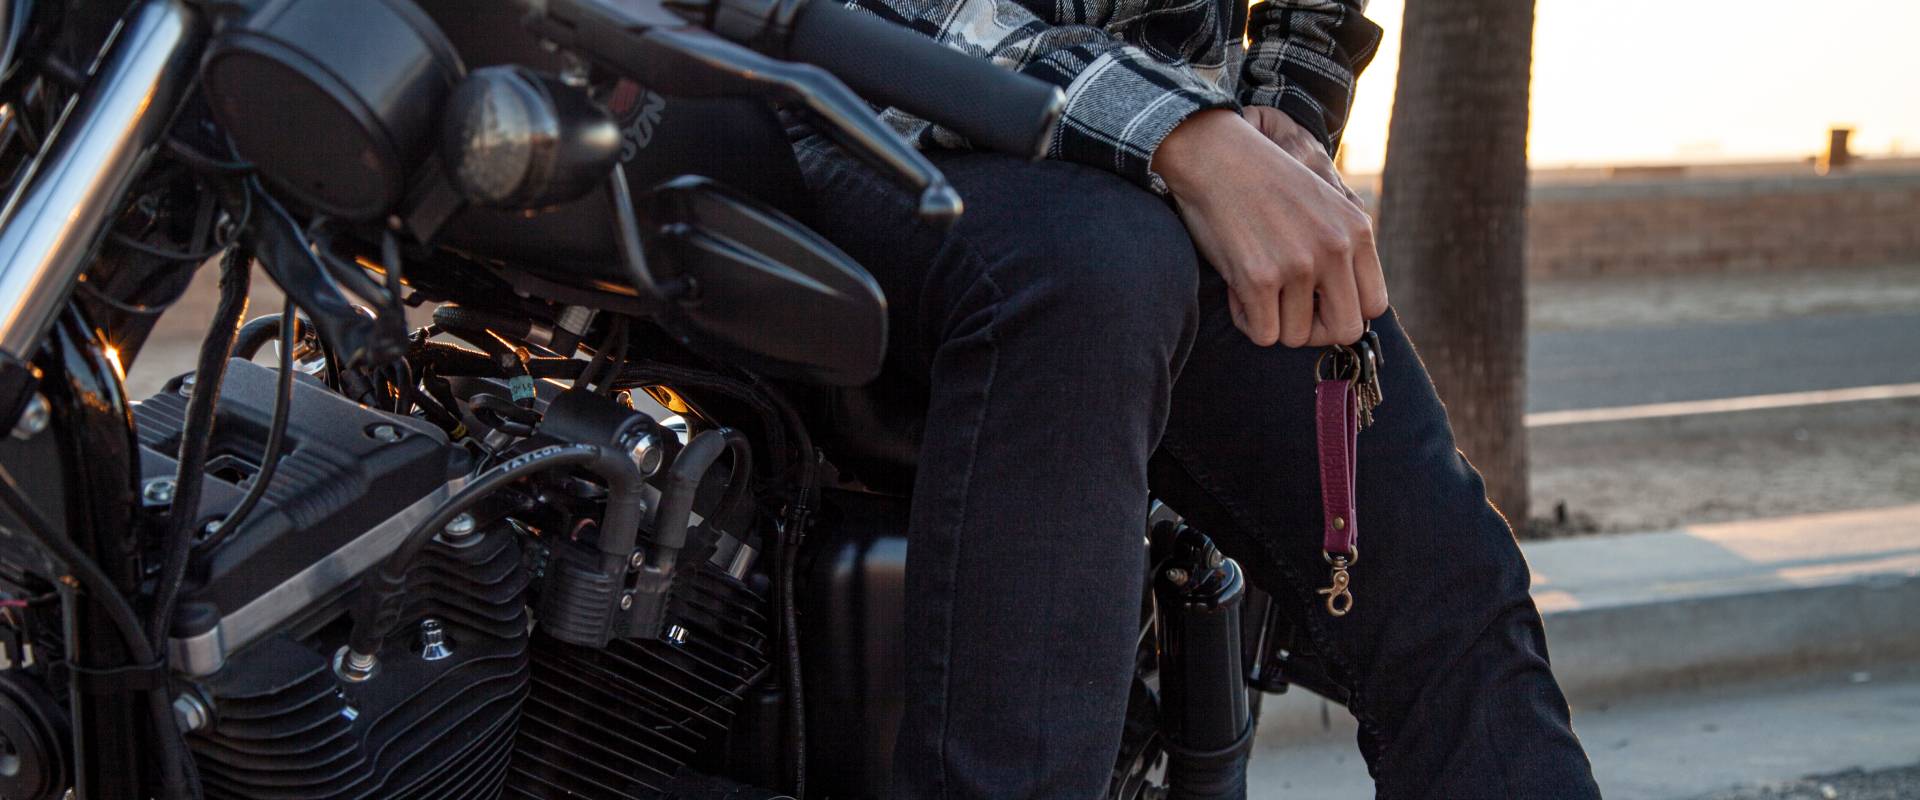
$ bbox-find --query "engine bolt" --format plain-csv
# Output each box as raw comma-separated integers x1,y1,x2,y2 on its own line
368,424,402,443
172,692,212,733
333,646,379,683
629,551,646,569
418,618,453,661
445,513,476,536
9,393,48,440
627,433,664,477
1165,567,1190,587
142,478,176,507
439,513,481,548
619,593,634,610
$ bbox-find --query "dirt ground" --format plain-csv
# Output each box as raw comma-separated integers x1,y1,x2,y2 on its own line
1524,264,1920,534
1528,396,1920,534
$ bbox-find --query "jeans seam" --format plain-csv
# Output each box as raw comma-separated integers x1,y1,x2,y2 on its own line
1388,595,1534,800
930,259,1008,800
1156,434,1394,775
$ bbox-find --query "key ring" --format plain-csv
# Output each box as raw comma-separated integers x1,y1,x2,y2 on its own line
1316,344,1359,384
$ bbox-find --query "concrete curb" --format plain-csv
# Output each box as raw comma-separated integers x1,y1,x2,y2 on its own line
1257,504,1920,742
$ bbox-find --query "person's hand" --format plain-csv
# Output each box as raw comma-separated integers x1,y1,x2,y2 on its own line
1153,109,1387,348
1241,105,1366,210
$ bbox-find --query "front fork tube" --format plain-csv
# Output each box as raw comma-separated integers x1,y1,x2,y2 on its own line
1152,522,1252,800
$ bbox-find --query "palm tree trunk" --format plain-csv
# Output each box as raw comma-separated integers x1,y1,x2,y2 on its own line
1377,0,1536,527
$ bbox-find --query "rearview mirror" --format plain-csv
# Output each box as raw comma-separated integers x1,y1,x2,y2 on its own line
648,176,887,386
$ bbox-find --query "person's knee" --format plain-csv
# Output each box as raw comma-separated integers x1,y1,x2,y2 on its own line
1001,168,1200,348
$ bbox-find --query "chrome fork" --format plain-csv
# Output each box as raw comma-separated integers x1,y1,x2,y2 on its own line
0,0,205,425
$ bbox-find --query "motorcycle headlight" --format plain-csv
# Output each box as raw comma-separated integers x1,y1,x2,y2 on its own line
200,0,463,220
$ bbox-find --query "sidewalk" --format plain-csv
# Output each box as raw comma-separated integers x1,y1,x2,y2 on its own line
1253,503,1920,796
1531,503,1920,700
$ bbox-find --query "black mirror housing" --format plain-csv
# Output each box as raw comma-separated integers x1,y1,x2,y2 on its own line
649,176,887,387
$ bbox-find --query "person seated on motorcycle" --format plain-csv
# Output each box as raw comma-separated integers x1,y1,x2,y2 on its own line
794,0,1602,796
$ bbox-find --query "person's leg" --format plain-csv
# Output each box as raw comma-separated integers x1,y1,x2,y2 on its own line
795,139,1200,798
1148,267,1600,798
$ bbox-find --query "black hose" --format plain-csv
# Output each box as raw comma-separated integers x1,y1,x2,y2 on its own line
652,428,751,573
395,374,464,437
204,298,298,547
379,230,405,309
409,339,497,376
232,311,289,360
780,527,805,798
149,247,251,646
748,373,818,800
779,447,817,799
348,444,610,654
0,470,198,799
578,316,630,393
598,323,630,396
608,169,665,300
109,231,227,263
164,135,254,175
75,275,197,318
0,468,150,701
432,304,534,345
110,185,225,263
469,392,540,437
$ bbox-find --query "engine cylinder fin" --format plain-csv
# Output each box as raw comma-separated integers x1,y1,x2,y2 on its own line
189,527,531,800
518,708,680,783
506,563,772,798
523,673,700,761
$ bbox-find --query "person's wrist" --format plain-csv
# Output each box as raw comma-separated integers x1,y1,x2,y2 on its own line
1154,109,1242,197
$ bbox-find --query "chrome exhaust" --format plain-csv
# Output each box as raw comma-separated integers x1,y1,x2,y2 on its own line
0,0,205,420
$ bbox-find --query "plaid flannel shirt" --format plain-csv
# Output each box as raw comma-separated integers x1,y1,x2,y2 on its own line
846,0,1383,192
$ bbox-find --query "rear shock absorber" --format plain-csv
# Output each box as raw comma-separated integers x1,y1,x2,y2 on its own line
1153,522,1253,800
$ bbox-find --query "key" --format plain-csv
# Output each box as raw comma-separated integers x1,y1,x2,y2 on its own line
1352,339,1382,428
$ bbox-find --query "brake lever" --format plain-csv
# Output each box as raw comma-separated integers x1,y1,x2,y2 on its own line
522,0,964,224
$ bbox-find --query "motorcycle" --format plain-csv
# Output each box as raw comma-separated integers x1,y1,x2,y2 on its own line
0,0,1345,797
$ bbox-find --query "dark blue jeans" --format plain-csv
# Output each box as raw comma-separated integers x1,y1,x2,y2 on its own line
794,138,1600,800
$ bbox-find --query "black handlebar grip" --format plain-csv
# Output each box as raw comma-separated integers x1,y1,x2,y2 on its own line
784,0,1064,159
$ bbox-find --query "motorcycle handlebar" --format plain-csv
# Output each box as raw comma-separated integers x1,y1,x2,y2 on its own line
777,0,1063,159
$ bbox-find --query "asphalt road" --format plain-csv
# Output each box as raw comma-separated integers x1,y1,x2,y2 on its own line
1528,311,1920,413
1253,664,1920,799
1698,764,1920,800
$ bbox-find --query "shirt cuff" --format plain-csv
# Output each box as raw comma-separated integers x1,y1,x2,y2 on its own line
1045,48,1239,194
1249,87,1337,154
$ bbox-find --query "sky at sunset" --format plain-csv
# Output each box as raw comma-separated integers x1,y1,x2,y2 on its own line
1338,0,1920,173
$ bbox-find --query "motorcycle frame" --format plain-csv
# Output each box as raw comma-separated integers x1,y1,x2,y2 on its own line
33,309,147,797
0,2,204,796
0,3,1285,797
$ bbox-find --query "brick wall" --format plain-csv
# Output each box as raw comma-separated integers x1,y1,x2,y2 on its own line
1354,161,1920,279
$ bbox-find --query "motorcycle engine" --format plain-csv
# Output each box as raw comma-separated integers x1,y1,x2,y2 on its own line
126,360,772,799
